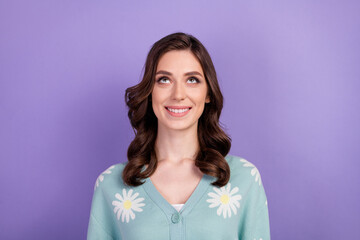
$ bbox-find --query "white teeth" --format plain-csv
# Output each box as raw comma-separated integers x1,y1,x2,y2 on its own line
167,108,190,113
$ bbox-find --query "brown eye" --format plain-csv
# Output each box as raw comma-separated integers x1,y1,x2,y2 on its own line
157,77,170,83
187,77,200,83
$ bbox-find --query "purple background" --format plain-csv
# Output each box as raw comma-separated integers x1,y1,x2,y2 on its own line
1,0,359,239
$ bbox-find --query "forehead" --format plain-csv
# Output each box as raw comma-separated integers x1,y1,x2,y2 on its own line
156,50,203,74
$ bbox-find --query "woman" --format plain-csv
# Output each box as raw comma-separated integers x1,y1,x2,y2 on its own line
87,32,270,240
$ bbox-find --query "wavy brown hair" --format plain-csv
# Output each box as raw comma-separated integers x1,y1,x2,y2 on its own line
122,32,231,187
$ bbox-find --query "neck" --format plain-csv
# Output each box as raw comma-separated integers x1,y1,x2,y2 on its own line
154,124,199,164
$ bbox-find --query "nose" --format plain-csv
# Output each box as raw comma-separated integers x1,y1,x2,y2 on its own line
172,82,186,101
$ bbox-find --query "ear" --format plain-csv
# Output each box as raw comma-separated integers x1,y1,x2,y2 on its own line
205,95,210,103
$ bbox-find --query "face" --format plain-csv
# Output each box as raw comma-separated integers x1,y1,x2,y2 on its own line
151,50,210,132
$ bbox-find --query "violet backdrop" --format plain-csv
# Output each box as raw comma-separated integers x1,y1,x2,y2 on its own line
1,0,359,239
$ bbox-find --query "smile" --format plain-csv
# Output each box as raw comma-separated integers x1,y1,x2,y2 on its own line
165,106,192,117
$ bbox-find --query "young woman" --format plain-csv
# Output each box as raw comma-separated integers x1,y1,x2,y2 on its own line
87,32,270,240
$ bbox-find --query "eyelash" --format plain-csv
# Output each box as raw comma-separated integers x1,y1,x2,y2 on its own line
156,77,200,84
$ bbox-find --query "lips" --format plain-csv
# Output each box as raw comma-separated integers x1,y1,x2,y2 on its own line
165,106,192,117
165,106,192,109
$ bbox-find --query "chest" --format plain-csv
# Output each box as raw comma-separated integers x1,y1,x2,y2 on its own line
115,176,241,240
150,165,203,204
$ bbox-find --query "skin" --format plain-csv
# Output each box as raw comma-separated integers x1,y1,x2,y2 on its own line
150,50,210,204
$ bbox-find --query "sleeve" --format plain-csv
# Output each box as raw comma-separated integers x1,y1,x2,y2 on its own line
251,202,270,240
87,213,114,240
238,169,271,240
87,177,118,240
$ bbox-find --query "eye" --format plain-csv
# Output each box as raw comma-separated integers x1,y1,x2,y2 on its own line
187,77,200,84
157,77,170,84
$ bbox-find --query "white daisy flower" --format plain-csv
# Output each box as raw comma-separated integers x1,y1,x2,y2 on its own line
240,159,262,186
112,188,145,223
206,183,242,219
94,165,115,190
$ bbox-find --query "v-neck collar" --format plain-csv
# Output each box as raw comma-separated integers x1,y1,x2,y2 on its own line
142,174,214,216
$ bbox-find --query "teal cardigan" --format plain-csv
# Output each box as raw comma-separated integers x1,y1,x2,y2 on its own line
87,155,270,240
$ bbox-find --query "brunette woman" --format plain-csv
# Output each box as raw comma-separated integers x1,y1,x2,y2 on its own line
87,32,270,240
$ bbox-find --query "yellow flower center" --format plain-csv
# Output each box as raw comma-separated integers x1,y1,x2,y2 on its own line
123,200,132,210
220,194,230,204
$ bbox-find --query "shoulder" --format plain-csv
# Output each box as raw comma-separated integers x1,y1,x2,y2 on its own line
89,163,128,238
224,154,268,206
225,154,261,174
93,162,126,192
225,154,264,187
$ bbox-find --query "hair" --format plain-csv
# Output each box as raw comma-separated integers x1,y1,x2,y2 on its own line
122,32,231,187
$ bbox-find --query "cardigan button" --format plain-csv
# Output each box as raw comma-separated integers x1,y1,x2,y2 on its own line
171,213,181,224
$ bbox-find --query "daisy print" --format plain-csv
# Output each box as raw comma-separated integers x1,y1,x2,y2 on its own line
207,183,242,219
112,189,145,223
240,159,262,186
94,165,115,190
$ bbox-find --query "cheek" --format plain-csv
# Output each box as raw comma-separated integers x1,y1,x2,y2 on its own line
191,88,208,103
151,88,160,104
151,89,164,115
152,85,167,97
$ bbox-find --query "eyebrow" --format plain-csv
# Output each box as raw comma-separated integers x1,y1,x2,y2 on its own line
155,70,203,77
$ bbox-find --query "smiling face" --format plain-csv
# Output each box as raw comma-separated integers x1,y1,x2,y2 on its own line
151,50,210,132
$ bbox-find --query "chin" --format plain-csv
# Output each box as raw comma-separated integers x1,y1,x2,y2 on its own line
163,121,198,131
